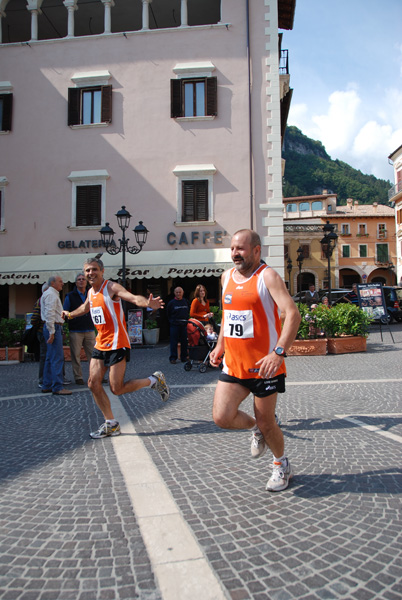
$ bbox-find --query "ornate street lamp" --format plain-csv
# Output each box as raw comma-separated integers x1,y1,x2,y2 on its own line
286,257,293,296
320,221,338,306
296,246,304,302
100,206,149,293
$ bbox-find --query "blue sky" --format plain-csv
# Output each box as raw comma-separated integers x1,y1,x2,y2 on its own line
282,0,402,182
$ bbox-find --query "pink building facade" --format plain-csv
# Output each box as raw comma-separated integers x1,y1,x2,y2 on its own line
0,0,295,317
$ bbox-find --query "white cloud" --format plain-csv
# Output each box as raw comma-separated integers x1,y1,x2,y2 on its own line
288,87,398,181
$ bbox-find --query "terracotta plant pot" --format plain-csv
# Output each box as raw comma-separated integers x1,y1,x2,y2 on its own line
0,347,24,361
63,347,88,361
287,338,328,356
327,336,367,355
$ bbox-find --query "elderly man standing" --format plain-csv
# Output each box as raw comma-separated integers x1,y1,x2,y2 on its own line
41,275,72,396
167,287,189,364
304,283,319,308
63,273,96,385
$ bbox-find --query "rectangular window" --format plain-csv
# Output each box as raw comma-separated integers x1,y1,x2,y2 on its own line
82,89,102,124
378,223,387,238
376,243,389,263
358,223,367,235
68,86,112,126
341,224,350,235
76,185,102,226
301,244,310,259
182,180,208,222
342,245,350,258
0,94,13,131
359,245,367,258
171,77,217,118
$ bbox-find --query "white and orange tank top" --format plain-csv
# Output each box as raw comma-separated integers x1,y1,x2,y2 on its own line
88,280,130,351
221,264,286,379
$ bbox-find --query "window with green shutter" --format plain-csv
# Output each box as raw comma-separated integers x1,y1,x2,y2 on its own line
376,244,388,263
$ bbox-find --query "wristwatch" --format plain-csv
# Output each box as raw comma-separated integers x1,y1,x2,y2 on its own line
274,346,287,358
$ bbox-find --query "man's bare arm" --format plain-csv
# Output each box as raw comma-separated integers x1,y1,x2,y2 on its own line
62,297,91,321
108,281,165,310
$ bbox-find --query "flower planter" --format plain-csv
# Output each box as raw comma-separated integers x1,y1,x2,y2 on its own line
327,336,367,354
0,347,24,361
287,338,327,356
143,328,160,345
63,347,88,361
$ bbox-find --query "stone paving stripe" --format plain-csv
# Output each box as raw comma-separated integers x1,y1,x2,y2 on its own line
336,414,402,444
107,388,230,600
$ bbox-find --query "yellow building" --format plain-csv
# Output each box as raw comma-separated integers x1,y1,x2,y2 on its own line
284,194,396,295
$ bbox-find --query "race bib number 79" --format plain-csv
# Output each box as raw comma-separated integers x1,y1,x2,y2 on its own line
223,310,254,338
90,306,106,325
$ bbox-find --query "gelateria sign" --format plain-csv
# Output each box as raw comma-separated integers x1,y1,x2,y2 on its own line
57,239,105,249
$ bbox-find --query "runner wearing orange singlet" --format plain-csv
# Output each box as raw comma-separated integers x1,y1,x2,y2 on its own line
62,257,170,439
210,230,301,492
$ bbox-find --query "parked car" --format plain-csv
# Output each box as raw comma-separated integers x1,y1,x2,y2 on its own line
381,286,402,323
292,289,349,305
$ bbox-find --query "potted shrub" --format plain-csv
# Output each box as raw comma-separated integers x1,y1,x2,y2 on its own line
143,317,160,345
210,305,222,324
287,304,328,356
325,304,372,354
0,318,26,361
288,303,372,356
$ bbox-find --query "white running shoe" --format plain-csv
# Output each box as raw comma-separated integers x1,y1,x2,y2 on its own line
250,415,281,459
151,371,170,402
250,426,267,459
266,458,293,492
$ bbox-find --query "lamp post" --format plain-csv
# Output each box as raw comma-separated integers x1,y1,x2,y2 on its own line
296,246,304,302
286,257,293,296
100,205,148,293
320,220,338,306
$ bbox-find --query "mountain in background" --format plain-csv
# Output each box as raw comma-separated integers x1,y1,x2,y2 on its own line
282,126,392,205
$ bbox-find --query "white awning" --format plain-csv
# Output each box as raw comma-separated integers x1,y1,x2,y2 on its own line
0,248,233,285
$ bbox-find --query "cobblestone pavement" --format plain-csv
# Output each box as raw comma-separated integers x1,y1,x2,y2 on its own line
1,322,401,600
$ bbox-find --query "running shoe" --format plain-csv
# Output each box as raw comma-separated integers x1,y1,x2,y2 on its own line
266,458,293,492
151,371,170,402
250,426,267,458
250,415,281,458
89,422,121,439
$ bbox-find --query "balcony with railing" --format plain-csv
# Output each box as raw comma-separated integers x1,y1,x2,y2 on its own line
388,180,402,201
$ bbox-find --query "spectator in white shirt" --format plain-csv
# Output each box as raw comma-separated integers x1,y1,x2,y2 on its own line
41,276,72,395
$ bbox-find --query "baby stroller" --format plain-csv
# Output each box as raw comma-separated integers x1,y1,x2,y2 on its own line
183,318,219,373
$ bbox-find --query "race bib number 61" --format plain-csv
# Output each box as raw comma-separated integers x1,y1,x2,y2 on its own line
223,310,254,339
90,306,106,325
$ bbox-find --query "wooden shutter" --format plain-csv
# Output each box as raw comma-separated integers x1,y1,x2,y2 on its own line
76,185,101,226
1,94,13,131
101,85,112,123
171,79,182,118
206,77,217,116
68,88,81,126
182,181,208,222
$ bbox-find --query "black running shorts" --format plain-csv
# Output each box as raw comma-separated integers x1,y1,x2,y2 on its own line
219,372,285,398
92,347,131,366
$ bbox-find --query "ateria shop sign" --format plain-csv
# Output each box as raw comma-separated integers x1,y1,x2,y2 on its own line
0,273,40,281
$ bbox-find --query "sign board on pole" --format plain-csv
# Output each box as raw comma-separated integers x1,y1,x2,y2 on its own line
356,283,386,321
127,309,143,345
